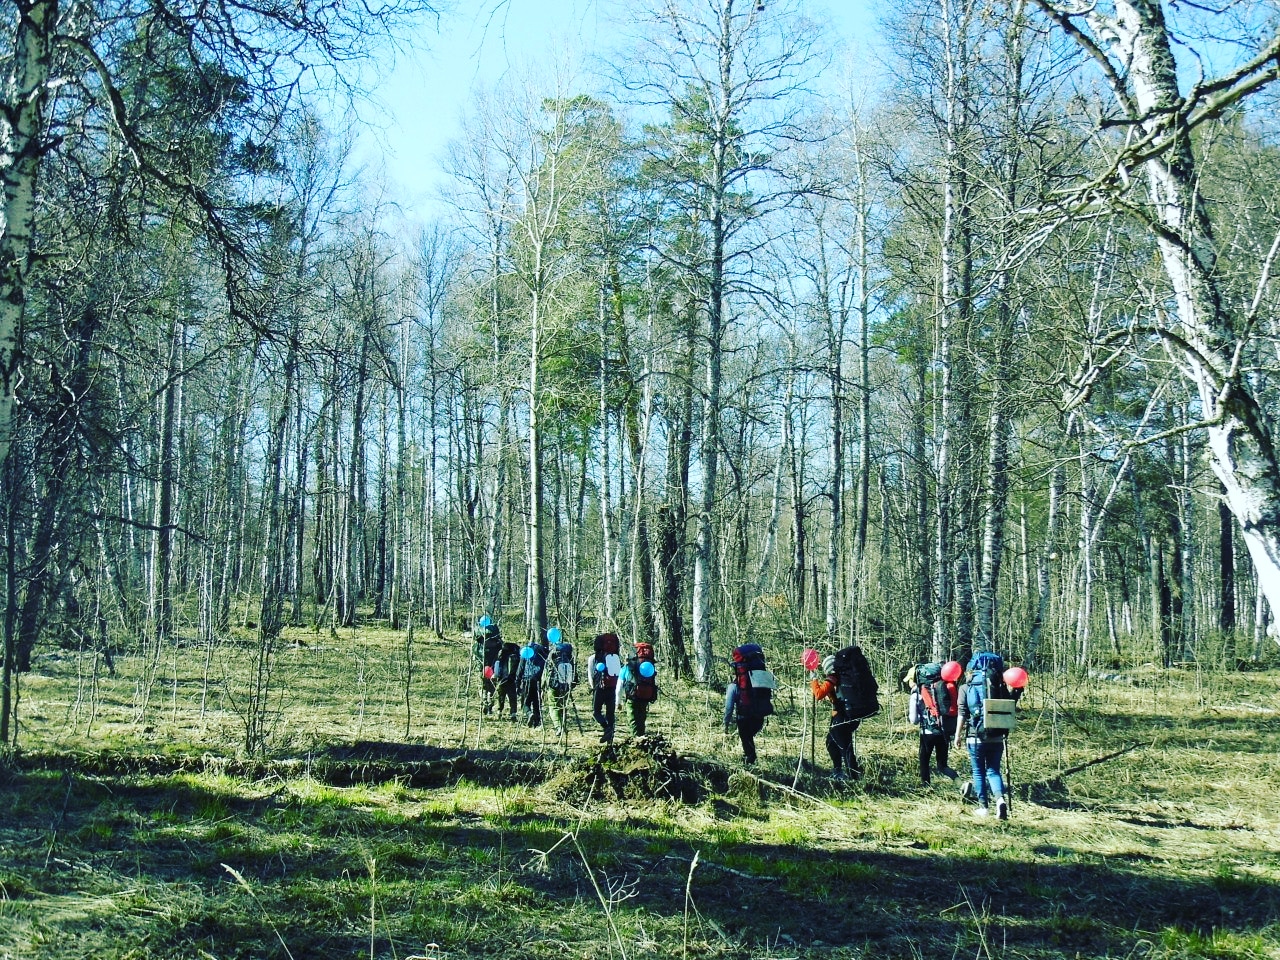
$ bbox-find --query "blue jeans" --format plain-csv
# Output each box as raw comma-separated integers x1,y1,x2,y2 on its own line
966,739,1006,806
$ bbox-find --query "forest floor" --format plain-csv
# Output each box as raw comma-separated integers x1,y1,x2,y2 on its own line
1,624,1278,959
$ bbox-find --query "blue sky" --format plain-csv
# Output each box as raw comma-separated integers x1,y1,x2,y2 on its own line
355,0,879,217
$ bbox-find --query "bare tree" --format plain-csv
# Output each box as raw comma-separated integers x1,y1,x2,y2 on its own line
628,0,824,679
1033,0,1280,640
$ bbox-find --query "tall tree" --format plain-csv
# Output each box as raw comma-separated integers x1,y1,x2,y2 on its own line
631,0,823,680
1034,0,1280,641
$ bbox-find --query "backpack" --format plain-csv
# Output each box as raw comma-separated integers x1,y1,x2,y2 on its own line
731,643,777,719
519,641,548,683
492,641,519,682
475,623,502,666
621,642,658,703
591,633,622,691
914,662,950,736
832,645,879,720
548,641,577,695
965,652,1015,739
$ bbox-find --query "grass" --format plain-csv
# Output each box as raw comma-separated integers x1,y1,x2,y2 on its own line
1,624,1278,958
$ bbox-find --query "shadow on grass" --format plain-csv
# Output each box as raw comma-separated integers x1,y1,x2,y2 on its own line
1,754,1277,960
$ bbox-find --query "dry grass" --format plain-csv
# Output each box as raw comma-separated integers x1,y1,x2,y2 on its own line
2,624,1278,959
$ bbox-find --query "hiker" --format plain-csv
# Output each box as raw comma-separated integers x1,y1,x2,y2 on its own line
518,636,550,728
475,619,519,719
810,645,879,780
546,632,578,734
475,619,503,715
616,641,658,736
493,639,520,719
587,632,622,743
954,652,1020,819
722,643,777,765
907,662,960,784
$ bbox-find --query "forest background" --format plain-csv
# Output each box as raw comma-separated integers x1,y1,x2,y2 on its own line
3,0,1280,743
4,2,1280,958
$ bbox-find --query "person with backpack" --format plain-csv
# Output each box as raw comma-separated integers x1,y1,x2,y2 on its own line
722,643,777,765
518,635,550,728
475,619,519,719
953,651,1020,819
810,645,879,781
615,641,658,736
475,619,504,716
587,632,622,743
907,662,959,785
493,639,520,719
546,634,578,734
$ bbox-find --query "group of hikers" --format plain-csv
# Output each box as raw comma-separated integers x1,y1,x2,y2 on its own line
473,618,1027,819
474,620,656,741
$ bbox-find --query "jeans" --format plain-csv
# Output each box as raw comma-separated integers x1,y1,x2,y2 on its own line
966,738,1005,806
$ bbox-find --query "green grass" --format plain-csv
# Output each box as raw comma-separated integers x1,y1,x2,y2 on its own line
3,625,1279,959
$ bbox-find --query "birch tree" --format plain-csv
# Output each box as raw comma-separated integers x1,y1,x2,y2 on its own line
1033,0,1280,640
630,0,823,680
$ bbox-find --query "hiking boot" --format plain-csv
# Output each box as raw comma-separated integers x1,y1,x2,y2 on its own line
961,781,975,803
996,797,1009,821
974,805,989,818
831,770,848,782
939,766,958,780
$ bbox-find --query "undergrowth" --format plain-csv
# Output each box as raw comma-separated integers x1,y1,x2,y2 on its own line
1,626,1277,959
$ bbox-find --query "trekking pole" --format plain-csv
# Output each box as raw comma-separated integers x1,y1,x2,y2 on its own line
1005,739,1014,814
569,691,584,735
793,693,808,789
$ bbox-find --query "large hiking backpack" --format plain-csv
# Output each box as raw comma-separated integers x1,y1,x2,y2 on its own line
966,652,1015,739
731,643,777,719
832,645,880,720
548,641,577,695
492,641,519,683
914,662,951,736
519,641,548,684
475,621,502,665
591,633,622,691
621,642,658,703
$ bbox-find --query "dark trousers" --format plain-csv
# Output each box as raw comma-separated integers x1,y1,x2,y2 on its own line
736,715,765,763
592,687,616,742
482,675,496,713
522,682,542,726
486,678,516,716
627,700,649,736
826,716,861,773
918,732,949,783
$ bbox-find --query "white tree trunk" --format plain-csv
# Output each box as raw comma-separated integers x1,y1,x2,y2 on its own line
1111,0,1280,639
1042,0,1280,642
0,0,56,466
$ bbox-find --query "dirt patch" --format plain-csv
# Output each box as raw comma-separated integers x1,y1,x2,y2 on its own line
545,734,726,804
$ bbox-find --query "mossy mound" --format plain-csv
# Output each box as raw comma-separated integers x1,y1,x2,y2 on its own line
546,734,721,804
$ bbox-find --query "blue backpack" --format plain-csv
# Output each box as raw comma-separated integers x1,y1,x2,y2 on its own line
965,653,1012,740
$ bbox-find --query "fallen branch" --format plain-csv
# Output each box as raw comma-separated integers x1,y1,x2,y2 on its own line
1056,742,1146,779
737,768,844,813
663,854,776,882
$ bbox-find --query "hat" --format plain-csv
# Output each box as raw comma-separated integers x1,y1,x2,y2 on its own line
821,654,836,675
